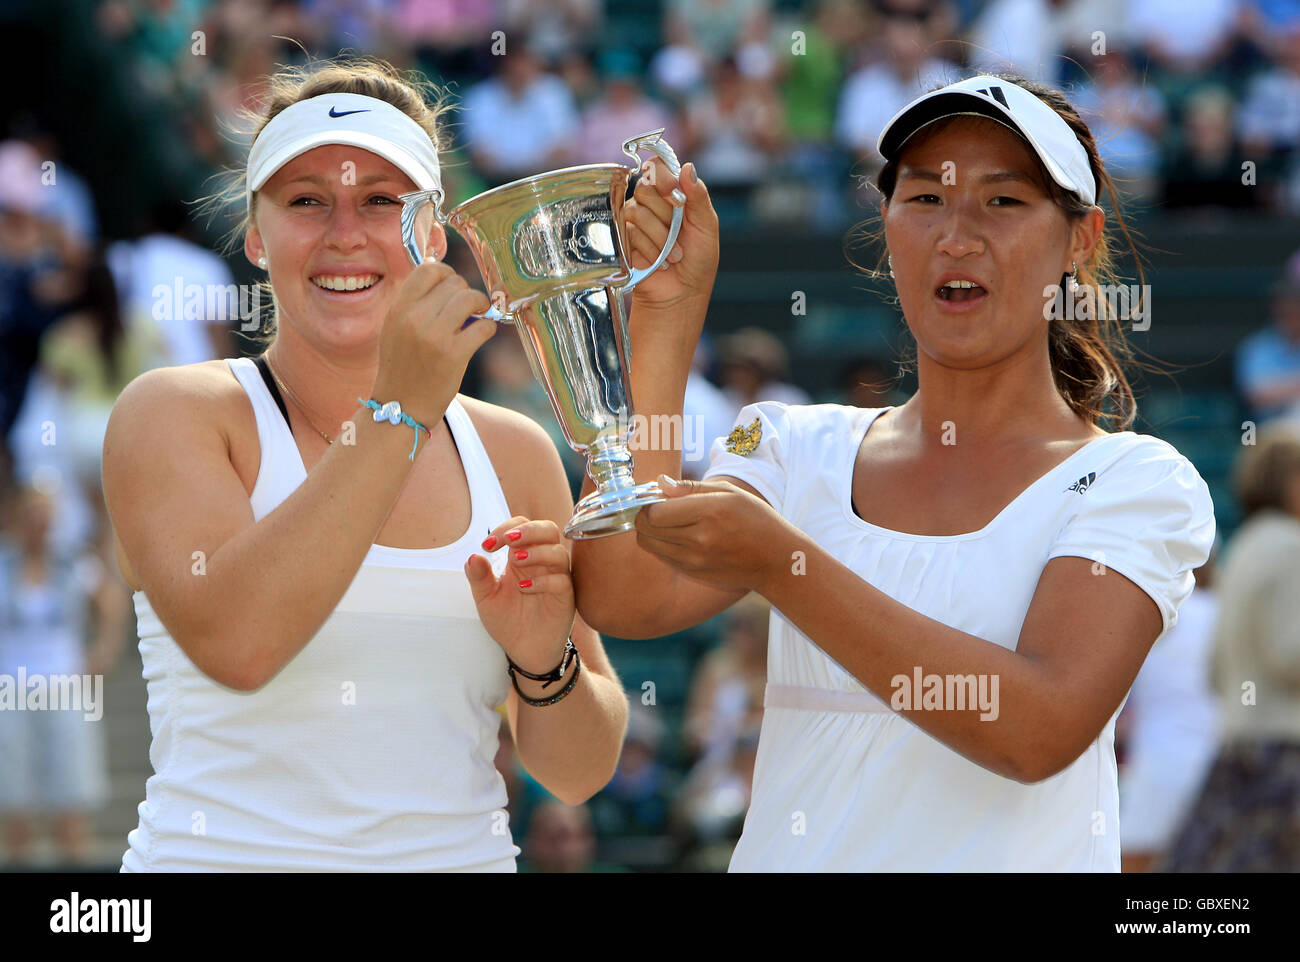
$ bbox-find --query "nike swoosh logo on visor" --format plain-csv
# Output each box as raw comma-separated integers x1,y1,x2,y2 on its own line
328,107,370,118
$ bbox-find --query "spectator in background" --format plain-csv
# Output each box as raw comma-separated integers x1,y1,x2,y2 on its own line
684,55,786,193
682,341,737,480
393,0,498,81
520,800,617,872
967,0,1066,85
502,0,603,66
1237,25,1300,169
1068,48,1166,201
1240,0,1300,60
588,703,678,844
1164,428,1300,871
460,45,580,186
836,0,959,179
1118,555,1220,873
106,200,236,371
1236,249,1300,423
0,478,127,867
0,141,77,453
716,327,811,411
775,0,865,230
654,0,772,99
1161,85,1260,212
1127,0,1245,78
569,49,678,166
684,592,769,764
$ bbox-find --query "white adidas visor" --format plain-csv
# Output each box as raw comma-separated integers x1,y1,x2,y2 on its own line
876,75,1097,207
246,92,442,209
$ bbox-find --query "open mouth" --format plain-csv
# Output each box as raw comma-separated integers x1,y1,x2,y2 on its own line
311,274,382,293
936,280,988,303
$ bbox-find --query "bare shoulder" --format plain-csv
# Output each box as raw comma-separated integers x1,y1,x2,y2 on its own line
456,394,570,519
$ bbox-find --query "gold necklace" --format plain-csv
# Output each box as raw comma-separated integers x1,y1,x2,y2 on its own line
264,355,335,445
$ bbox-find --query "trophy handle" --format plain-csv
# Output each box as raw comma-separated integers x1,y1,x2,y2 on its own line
398,187,510,326
620,129,686,292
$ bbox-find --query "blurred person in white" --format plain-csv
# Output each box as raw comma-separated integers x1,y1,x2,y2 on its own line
502,0,603,66
0,476,129,867
836,0,959,178
461,45,580,187
967,0,1064,85
10,120,98,270
569,49,678,167
1126,0,1245,76
684,52,786,191
685,592,768,765
1117,553,1219,873
1236,249,1300,424
1237,25,1300,162
106,200,236,371
652,0,772,99
1163,428,1300,871
682,339,736,480
1069,48,1167,203
715,327,811,411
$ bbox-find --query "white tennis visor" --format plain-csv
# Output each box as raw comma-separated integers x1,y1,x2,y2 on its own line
246,92,442,208
876,75,1097,206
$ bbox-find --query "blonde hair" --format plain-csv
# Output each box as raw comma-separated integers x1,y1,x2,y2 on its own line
1234,426,1300,520
201,56,453,350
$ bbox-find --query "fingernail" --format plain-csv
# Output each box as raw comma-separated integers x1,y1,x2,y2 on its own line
659,473,679,487
482,536,497,550
518,579,533,589
689,163,699,183
507,530,522,542
670,245,682,262
515,549,528,560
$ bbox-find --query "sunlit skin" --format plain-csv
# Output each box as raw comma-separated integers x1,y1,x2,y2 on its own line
243,143,445,429
880,114,1105,446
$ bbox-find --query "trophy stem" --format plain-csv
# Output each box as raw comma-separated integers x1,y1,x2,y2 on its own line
566,434,665,540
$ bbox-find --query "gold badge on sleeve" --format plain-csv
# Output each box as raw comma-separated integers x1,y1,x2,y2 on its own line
725,418,762,455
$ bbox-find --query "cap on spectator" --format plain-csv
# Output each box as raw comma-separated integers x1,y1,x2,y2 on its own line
877,75,1097,206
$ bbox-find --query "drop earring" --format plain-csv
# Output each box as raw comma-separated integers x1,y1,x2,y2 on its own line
888,255,895,279
1067,261,1079,293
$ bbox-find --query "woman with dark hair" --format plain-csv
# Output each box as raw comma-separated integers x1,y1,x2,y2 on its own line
575,72,1216,870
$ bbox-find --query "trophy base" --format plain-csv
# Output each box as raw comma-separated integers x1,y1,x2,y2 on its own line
565,480,665,540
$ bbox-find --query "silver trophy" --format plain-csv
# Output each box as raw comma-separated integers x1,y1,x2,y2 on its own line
399,130,685,539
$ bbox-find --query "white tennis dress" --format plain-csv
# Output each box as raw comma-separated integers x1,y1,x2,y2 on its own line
121,357,519,871
703,402,1216,872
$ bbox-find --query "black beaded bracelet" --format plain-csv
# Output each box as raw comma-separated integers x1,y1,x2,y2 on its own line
508,646,581,708
507,639,575,689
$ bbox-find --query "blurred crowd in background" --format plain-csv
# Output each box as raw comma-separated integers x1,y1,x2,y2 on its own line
2,0,1299,871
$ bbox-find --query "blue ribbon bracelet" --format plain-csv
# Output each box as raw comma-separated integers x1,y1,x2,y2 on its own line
358,397,431,460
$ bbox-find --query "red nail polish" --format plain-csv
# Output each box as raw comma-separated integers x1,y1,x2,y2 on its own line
482,536,497,550
507,530,522,542
515,549,528,561
518,579,533,589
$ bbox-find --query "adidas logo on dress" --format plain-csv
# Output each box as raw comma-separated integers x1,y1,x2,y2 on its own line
1066,472,1096,494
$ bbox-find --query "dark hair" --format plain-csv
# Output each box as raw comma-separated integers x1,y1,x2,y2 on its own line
1234,427,1300,520
860,71,1146,431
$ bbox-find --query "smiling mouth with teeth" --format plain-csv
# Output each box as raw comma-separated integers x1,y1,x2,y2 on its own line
311,274,381,292
937,280,987,302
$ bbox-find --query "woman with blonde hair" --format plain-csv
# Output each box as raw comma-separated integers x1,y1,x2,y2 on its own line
575,72,1216,870
102,58,630,871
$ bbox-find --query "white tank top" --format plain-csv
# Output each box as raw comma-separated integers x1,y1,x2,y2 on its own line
121,357,520,871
